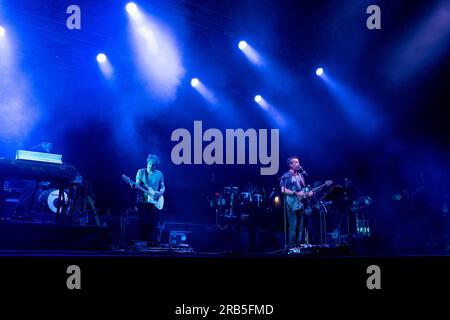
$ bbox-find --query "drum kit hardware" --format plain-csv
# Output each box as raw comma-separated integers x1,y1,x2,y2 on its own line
206,183,272,253
207,179,373,251
31,185,68,221
37,189,69,214
209,184,267,222
33,180,100,225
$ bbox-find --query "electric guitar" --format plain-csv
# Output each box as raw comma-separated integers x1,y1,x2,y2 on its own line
122,174,164,210
286,180,333,212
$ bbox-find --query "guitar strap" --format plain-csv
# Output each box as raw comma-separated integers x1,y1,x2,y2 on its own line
140,169,153,191
143,170,149,189
143,170,158,191
299,174,305,188
291,173,304,191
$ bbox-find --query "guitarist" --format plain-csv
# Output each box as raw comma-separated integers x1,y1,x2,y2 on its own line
280,156,313,247
132,154,165,245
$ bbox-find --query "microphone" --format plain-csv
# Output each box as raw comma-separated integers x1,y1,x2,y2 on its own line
298,165,308,176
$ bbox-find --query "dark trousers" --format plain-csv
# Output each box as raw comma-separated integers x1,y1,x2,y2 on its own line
137,202,158,243
287,210,304,246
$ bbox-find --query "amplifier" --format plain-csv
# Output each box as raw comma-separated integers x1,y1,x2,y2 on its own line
159,221,212,251
169,231,189,245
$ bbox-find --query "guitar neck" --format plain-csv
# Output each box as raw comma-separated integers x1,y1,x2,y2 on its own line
134,184,148,194
123,175,154,195
311,184,328,193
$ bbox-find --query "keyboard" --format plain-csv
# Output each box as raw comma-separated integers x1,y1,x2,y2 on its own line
0,158,78,183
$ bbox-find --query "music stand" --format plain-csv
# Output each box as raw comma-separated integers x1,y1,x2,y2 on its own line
323,184,353,246
316,193,329,245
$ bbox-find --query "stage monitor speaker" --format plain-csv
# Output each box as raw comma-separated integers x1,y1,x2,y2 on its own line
160,221,213,252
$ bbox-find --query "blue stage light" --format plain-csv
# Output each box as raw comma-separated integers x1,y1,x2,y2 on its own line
238,40,247,50
96,53,107,63
316,67,324,76
254,95,262,103
127,3,184,101
126,2,138,16
191,78,199,87
0,26,5,37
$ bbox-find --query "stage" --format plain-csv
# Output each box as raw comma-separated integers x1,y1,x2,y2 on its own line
0,217,397,255
0,219,446,312
0,0,449,311
0,250,448,313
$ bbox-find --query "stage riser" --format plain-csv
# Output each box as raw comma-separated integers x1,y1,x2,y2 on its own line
0,221,112,250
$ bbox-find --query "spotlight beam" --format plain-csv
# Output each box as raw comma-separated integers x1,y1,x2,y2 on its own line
127,3,185,100
96,53,114,79
126,2,138,16
238,40,263,66
191,79,216,105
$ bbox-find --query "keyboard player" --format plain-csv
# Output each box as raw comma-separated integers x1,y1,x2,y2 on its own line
30,135,54,154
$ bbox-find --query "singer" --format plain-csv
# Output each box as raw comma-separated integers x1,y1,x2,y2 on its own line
279,156,313,247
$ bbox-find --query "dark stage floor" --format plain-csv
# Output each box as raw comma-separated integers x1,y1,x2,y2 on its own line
0,250,447,309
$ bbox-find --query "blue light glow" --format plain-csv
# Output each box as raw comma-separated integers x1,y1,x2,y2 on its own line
238,40,247,50
128,5,185,101
126,2,138,16
191,78,199,87
96,53,107,63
